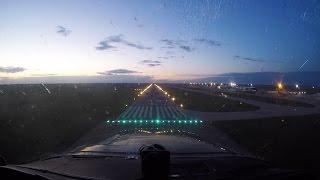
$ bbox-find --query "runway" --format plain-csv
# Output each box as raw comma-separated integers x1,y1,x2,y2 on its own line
118,84,193,121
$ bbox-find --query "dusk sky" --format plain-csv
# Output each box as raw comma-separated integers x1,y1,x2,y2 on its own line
0,0,320,83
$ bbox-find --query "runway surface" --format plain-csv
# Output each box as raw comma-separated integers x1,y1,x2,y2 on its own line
118,84,191,121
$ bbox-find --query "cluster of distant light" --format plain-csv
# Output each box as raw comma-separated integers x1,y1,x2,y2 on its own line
155,84,183,107
106,119,203,125
188,82,240,87
188,81,318,90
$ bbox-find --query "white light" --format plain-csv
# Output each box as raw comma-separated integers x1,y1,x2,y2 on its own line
180,104,183,108
230,82,237,87
295,84,299,89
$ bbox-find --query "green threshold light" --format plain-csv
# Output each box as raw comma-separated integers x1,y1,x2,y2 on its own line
105,119,204,125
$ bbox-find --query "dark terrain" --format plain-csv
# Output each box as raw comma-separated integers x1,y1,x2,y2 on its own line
0,83,139,163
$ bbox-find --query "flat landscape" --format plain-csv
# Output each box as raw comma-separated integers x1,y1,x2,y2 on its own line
1,83,320,177
0,83,139,163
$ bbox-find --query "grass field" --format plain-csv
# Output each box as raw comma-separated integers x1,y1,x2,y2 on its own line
184,84,315,107
223,91,315,107
0,83,140,163
213,114,320,175
162,86,259,112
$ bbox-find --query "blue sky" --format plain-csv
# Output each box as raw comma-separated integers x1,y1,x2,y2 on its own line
0,0,319,82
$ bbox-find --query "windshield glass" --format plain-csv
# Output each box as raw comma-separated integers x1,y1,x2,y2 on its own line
1,0,320,178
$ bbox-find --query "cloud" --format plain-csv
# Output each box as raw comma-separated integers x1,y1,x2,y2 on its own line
160,39,194,52
96,40,116,50
234,55,266,62
30,73,57,77
157,56,169,59
234,55,284,64
96,34,152,51
161,39,175,46
56,26,72,36
179,45,192,52
97,68,140,75
194,38,222,46
0,66,26,73
140,60,162,67
0,75,154,84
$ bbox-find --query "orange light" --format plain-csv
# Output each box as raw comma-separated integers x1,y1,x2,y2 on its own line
277,82,283,90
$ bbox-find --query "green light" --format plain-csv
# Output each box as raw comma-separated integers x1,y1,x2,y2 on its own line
145,120,148,123
162,120,164,123
178,120,181,123
151,120,154,123
189,120,192,123
200,120,203,123
156,120,160,124
184,120,187,123
107,120,110,123
129,120,132,123
122,120,126,123
112,121,115,123
195,120,198,123
173,121,176,123
117,120,120,123
134,120,137,123
168,120,171,123
140,120,143,123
